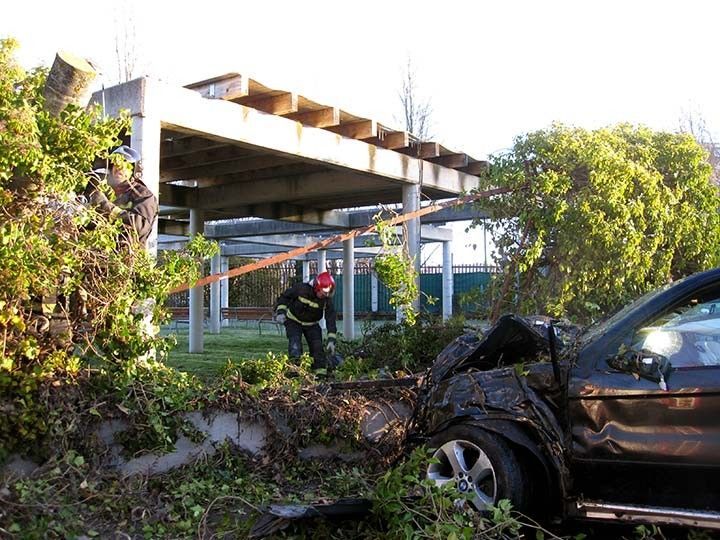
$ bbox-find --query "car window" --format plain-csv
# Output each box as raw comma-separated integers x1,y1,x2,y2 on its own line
633,297,720,368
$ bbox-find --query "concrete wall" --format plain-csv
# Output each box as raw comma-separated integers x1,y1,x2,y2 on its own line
2,400,413,479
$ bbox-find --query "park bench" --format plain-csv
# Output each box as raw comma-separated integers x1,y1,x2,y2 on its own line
221,307,283,335
166,307,209,330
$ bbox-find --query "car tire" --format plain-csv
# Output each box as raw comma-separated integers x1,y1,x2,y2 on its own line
426,424,529,512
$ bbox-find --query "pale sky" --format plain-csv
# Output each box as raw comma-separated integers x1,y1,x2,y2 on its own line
3,0,719,264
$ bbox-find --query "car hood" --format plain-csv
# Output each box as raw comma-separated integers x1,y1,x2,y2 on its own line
429,314,573,385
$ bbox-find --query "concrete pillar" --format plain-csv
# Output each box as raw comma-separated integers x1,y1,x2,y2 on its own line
317,250,327,274
130,115,161,256
342,239,355,340
402,183,421,314
442,241,454,321
209,253,221,334
371,270,379,313
302,260,310,283
220,256,230,327
189,209,204,353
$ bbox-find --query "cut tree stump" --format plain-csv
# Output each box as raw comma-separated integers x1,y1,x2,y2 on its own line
43,51,97,117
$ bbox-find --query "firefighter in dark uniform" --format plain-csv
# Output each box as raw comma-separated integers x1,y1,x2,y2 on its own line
86,145,158,248
274,271,337,369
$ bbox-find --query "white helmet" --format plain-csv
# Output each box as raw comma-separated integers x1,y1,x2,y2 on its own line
111,145,141,164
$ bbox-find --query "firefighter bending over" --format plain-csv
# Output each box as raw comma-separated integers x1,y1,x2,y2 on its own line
274,271,337,369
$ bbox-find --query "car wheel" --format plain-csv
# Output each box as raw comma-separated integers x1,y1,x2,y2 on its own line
426,424,528,512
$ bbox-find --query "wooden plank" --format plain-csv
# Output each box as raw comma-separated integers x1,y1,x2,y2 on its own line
430,153,470,169
418,142,440,159
184,74,249,100
284,106,340,128
383,131,410,149
237,92,298,115
328,120,377,140
459,160,489,176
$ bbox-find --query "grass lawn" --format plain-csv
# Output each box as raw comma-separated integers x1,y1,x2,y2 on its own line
162,324,288,378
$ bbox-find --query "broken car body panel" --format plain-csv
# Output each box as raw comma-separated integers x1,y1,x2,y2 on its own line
418,315,574,497
417,268,720,519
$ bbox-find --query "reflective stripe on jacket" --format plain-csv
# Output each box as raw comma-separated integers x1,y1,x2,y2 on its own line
274,282,337,334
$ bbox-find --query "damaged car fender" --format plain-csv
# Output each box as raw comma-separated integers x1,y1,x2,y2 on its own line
420,366,570,500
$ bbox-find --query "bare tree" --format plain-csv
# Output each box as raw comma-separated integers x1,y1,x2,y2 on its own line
679,108,719,184
113,2,139,83
397,58,433,141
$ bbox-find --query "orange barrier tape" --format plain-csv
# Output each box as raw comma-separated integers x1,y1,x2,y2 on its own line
169,186,514,294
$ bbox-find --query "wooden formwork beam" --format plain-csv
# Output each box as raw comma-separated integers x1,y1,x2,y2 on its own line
284,107,341,128
328,120,378,140
185,73,250,100
237,92,299,115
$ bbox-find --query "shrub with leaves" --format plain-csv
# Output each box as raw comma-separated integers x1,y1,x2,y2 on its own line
373,211,420,324
477,123,720,323
371,447,480,539
0,38,217,459
351,313,466,373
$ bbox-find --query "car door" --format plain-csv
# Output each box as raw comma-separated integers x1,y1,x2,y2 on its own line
567,288,720,508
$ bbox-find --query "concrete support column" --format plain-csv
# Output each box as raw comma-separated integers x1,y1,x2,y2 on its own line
130,115,161,256
302,260,310,283
209,253,221,334
342,239,355,340
220,256,229,327
189,209,204,353
442,241,454,321
371,270,379,313
401,183,421,318
317,250,327,274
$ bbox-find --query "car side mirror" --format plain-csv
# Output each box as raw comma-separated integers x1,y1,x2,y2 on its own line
607,349,671,390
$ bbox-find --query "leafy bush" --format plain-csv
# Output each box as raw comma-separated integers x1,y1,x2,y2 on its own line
221,352,312,388
348,313,467,373
478,123,720,323
0,38,216,459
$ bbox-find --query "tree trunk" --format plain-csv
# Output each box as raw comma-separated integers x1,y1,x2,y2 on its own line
43,51,97,117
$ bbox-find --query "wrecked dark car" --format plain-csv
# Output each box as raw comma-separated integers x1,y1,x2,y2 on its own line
414,267,720,530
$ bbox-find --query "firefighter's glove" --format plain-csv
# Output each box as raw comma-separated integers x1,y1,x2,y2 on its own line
326,339,336,355
275,312,286,324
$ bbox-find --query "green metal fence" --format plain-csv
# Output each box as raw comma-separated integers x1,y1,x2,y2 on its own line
331,262,499,316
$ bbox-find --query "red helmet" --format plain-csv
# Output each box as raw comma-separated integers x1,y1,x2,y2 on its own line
313,272,335,298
